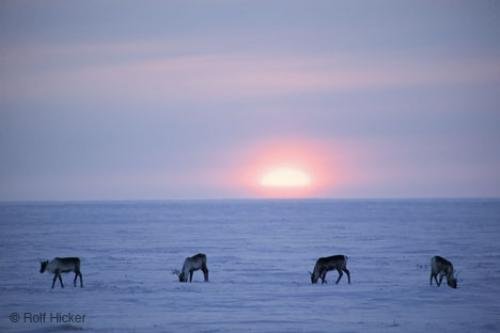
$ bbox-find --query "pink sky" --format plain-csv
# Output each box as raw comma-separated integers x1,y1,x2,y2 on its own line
1,1,499,200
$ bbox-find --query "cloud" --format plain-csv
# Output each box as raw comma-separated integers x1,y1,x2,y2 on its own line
2,42,500,104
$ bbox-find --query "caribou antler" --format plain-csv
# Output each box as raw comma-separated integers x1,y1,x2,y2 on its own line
172,269,180,276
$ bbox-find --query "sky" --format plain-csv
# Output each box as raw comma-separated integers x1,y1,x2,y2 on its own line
1,0,499,200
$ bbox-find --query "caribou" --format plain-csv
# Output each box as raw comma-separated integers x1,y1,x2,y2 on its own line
40,257,83,288
430,256,457,289
173,253,209,283
310,255,351,284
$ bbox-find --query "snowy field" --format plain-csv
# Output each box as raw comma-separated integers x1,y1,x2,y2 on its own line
1,199,499,332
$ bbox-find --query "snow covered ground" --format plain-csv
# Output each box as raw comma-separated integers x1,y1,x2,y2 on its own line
1,199,499,332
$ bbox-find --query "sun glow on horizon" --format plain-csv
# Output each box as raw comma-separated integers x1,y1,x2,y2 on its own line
259,167,312,188
234,139,347,198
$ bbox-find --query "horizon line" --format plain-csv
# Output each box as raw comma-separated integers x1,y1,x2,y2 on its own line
1,196,499,204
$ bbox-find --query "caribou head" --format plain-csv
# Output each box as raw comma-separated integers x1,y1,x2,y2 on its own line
40,260,49,273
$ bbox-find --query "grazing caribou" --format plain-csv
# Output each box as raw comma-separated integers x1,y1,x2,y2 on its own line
310,255,351,284
40,257,83,289
430,256,457,289
173,253,209,283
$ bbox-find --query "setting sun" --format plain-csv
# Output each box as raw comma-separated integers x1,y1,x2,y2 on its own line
234,139,347,198
259,167,312,188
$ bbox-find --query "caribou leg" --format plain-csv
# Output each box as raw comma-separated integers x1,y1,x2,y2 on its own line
58,272,64,288
202,265,209,282
73,270,83,287
320,270,327,284
438,274,444,287
51,273,58,289
335,269,343,284
343,268,351,284
189,270,194,283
